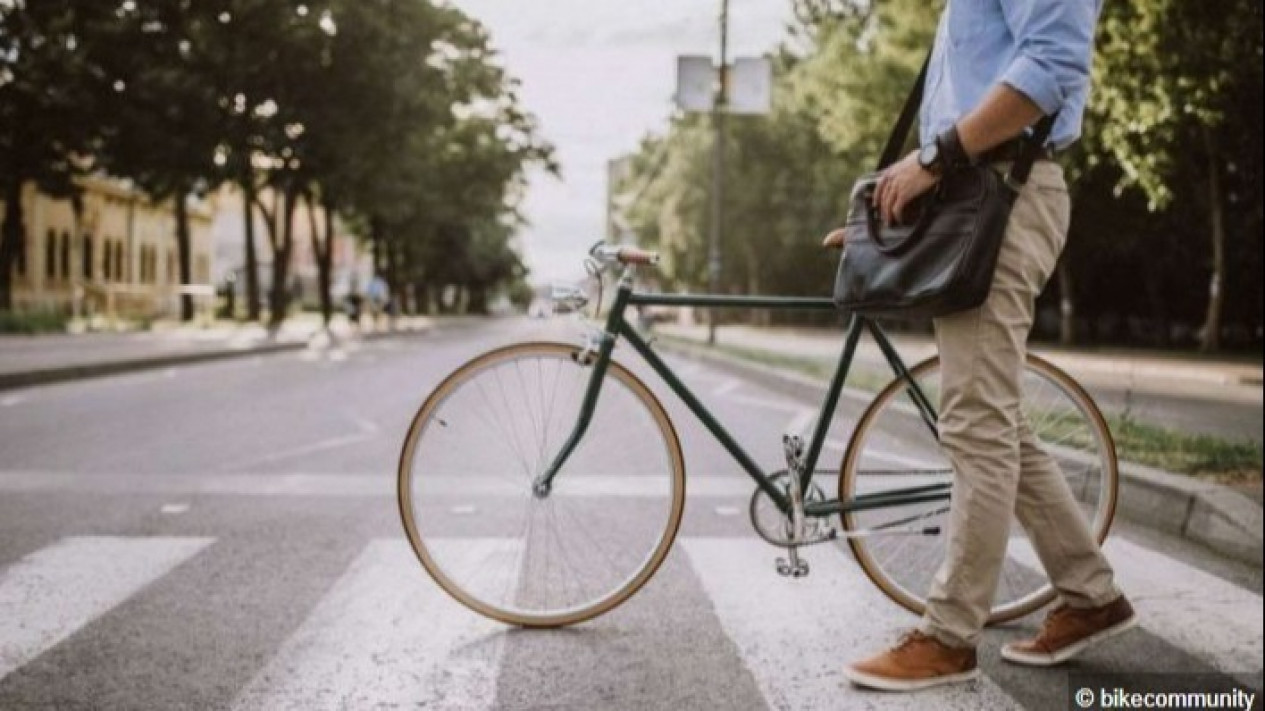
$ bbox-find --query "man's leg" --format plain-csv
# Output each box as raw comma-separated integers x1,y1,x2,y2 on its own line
1013,418,1120,608
846,163,1070,690
916,169,1081,652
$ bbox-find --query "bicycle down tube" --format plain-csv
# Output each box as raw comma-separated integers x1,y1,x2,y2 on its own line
533,280,951,517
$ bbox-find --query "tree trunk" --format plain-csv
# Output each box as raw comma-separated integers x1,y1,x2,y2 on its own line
173,193,194,321
1199,125,1225,353
0,180,25,311
266,186,298,330
468,285,487,314
305,193,334,327
1057,262,1076,346
242,180,261,321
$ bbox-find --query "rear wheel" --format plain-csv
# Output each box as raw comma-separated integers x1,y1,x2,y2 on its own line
839,354,1118,623
398,342,686,627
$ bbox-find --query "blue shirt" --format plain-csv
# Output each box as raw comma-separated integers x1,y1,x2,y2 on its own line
920,0,1102,151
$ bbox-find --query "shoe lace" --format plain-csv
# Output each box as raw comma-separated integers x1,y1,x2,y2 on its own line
893,630,934,651
1039,605,1075,636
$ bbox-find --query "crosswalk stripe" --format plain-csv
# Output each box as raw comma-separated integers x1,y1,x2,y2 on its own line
231,539,514,711
0,470,762,498
0,536,213,680
1008,536,1263,675
680,538,1022,710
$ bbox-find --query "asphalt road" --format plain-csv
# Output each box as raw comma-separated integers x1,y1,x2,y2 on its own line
0,318,1261,710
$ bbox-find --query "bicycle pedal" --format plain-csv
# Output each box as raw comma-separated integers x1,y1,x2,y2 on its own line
775,557,810,578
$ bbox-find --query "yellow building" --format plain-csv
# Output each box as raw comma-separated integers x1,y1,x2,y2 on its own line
3,177,214,319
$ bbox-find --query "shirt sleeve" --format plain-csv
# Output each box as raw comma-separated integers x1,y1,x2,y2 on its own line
999,0,1099,115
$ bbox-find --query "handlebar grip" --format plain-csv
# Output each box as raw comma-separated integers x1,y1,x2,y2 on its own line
617,247,660,266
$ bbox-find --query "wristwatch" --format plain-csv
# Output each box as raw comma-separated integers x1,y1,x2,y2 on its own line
918,125,969,176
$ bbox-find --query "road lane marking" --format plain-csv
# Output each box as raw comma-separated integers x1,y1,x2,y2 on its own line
0,536,213,680
1011,536,1263,677
1,394,25,407
680,538,1021,710
0,471,759,498
232,539,514,711
159,503,190,515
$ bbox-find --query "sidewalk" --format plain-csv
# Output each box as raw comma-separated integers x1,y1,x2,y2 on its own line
0,314,434,390
656,323,1264,566
657,324,1263,402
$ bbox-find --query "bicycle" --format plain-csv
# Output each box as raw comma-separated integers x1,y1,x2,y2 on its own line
397,243,1119,628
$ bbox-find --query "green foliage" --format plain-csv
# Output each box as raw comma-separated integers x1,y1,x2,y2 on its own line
0,0,553,319
0,309,69,334
618,0,1262,346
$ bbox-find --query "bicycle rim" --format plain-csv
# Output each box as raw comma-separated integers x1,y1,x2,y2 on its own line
840,355,1118,623
398,342,686,627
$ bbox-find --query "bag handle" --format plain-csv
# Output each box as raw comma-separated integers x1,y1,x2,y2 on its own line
859,178,940,256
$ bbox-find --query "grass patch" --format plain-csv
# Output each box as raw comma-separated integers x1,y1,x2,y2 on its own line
659,333,1263,481
1107,414,1263,482
0,310,69,334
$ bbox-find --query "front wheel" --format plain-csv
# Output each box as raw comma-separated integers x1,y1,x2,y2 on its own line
839,354,1119,624
398,342,686,628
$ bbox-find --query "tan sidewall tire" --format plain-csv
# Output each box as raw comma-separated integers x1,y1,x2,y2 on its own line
397,342,687,628
839,354,1119,624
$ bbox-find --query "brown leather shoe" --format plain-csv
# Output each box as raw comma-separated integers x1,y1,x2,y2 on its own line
843,631,979,691
1002,595,1138,666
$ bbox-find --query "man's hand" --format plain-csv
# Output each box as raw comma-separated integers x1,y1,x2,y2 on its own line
872,150,939,226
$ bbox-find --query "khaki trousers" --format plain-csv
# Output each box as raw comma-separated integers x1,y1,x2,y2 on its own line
919,162,1121,648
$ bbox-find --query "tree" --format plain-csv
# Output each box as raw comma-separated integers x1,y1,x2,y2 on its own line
92,0,233,321
0,2,114,310
1085,0,1263,351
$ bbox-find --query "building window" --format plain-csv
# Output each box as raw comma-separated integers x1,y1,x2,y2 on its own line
60,231,70,281
14,228,26,277
45,229,56,279
83,235,93,279
115,242,125,283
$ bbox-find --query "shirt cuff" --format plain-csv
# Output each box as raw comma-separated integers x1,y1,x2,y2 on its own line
1001,54,1065,115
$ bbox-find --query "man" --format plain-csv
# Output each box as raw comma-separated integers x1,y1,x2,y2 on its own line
837,0,1136,692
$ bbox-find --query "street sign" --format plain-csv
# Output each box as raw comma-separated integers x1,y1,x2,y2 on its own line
729,56,772,115
675,56,715,113
674,55,772,115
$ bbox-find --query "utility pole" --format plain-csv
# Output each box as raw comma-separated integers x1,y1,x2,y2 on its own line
707,0,730,346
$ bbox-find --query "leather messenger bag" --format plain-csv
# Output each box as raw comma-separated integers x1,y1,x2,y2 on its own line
832,48,1056,320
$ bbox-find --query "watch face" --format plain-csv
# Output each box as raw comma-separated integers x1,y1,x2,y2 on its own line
919,142,940,168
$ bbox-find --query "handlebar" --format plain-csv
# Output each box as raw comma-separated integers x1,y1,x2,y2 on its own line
589,242,660,268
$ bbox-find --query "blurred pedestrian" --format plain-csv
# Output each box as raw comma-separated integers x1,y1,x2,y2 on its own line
839,0,1135,692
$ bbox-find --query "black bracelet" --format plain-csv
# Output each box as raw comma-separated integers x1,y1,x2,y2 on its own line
936,125,970,173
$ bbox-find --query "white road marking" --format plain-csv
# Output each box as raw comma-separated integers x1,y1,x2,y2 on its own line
785,409,817,437
726,393,805,415
0,471,759,498
0,536,213,679
0,395,25,407
714,506,742,516
159,503,190,515
711,379,742,397
681,538,1021,710
232,539,514,711
1012,537,1264,676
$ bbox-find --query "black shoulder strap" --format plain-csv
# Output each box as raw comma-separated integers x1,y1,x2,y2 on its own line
876,51,933,171
876,44,1059,189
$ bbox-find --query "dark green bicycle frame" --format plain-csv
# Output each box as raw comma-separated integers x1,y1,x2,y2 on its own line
535,280,952,519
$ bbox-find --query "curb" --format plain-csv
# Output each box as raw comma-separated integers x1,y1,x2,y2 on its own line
658,338,1265,567
0,325,432,392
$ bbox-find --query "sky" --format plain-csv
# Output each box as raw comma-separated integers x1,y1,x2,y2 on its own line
449,0,795,285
